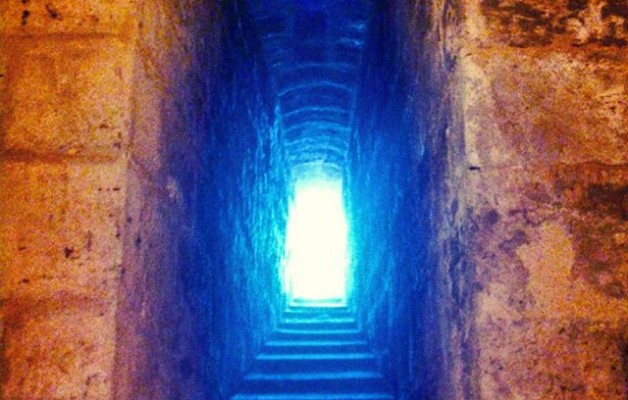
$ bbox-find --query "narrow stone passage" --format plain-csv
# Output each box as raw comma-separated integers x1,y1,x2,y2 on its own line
0,0,626,398
231,304,394,400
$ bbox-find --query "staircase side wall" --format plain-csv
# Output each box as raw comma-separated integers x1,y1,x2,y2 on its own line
399,0,628,398
0,1,139,397
349,0,627,399
0,0,289,398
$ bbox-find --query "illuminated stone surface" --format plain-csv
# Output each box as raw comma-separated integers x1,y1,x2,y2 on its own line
0,0,625,399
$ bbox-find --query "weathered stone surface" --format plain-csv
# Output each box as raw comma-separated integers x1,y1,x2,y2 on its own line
0,0,625,399
113,2,288,399
411,0,628,399
0,160,126,299
461,49,627,169
2,37,132,158
2,295,116,399
476,317,626,399
519,221,627,320
0,0,134,36
129,56,165,174
469,0,628,48
461,160,627,397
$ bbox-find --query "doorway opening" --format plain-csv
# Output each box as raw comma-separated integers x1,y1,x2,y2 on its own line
282,178,350,306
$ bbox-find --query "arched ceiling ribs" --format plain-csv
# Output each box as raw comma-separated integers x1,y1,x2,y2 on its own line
285,135,349,155
279,87,353,114
283,121,350,140
288,150,346,165
276,62,358,77
275,63,359,91
287,152,347,172
291,161,343,181
277,81,353,98
245,0,373,174
282,107,350,127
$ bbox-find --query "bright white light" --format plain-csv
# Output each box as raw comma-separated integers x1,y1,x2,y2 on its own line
283,179,349,302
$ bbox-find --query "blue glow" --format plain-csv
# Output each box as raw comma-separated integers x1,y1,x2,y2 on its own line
283,179,349,302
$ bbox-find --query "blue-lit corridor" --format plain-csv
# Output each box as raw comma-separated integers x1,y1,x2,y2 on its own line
112,0,454,398
207,0,444,398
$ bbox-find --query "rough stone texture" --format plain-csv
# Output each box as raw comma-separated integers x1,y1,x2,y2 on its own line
2,38,133,158
0,157,126,398
350,0,626,399
419,0,627,398
2,296,117,398
0,0,133,396
346,2,447,398
0,161,126,299
112,1,289,399
1,0,289,399
1,0,134,36
1,0,625,398
244,0,371,173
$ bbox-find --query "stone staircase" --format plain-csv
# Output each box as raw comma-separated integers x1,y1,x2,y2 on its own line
231,304,394,400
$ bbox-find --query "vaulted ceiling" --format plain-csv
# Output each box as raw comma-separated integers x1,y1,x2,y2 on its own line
246,0,373,179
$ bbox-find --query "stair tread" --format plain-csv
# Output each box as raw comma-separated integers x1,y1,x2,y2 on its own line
279,323,358,330
245,371,383,380
280,323,356,328
233,308,392,400
257,353,376,360
232,394,394,400
276,328,361,334
281,317,356,322
284,312,352,316
265,340,368,346
289,301,347,307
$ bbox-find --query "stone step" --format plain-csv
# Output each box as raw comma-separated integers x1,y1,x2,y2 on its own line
230,306,393,400
283,307,353,320
289,298,346,308
263,340,370,355
278,317,358,331
253,352,377,373
232,393,394,400
240,371,389,393
272,328,363,342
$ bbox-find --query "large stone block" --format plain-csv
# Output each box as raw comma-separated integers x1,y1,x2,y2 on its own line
2,37,133,157
0,160,126,299
460,49,627,169
466,165,627,321
2,294,116,399
476,317,626,399
518,221,628,322
466,0,628,48
550,163,628,299
0,0,134,36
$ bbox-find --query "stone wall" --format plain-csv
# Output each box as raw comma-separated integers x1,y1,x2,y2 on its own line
350,0,626,399
456,1,627,398
0,1,138,397
2,0,625,398
346,1,445,397
413,0,627,398
1,0,289,398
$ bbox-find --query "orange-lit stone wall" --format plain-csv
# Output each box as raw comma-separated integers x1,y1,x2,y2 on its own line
0,1,135,397
0,1,221,398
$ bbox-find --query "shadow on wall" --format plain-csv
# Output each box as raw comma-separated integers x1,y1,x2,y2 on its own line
345,0,462,399
113,1,291,399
